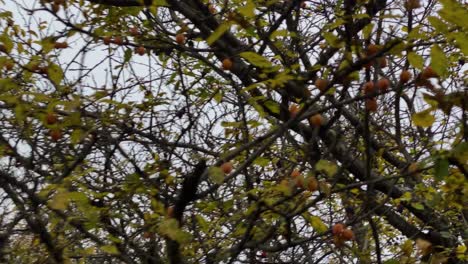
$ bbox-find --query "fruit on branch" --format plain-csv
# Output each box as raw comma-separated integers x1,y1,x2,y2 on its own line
290,169,301,179
378,57,387,68
129,27,140,36
421,66,438,79
307,177,318,192
143,232,154,239
405,0,422,10
362,81,375,95
136,46,146,56
53,42,68,49
309,114,324,127
38,66,49,75
315,78,328,92
408,162,419,174
332,223,345,235
376,78,390,92
166,206,175,218
46,113,58,125
51,3,60,13
4,61,14,71
342,228,354,240
103,36,112,45
221,162,233,174
400,70,412,83
365,98,378,112
222,58,233,71
175,33,186,45
289,104,300,118
49,129,62,141
366,44,380,56
0,44,7,54
112,36,124,45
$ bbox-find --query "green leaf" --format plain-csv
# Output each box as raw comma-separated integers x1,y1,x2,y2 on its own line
412,109,435,127
206,22,231,46
383,260,400,264
264,100,280,114
124,48,132,63
315,160,338,177
407,52,424,70
308,216,328,233
428,16,448,33
411,202,424,210
238,0,255,18
430,45,449,78
0,33,13,53
362,24,374,40
100,245,119,255
434,158,449,181
322,32,342,48
208,166,224,184
239,52,272,68
49,191,70,210
48,63,64,85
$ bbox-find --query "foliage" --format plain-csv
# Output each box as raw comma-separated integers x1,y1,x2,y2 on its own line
0,0,466,263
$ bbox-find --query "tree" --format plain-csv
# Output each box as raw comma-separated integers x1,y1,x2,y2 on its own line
0,0,466,263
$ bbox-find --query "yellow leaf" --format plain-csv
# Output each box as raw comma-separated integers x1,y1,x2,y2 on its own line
412,109,435,127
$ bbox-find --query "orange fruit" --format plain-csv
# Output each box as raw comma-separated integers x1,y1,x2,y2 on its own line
50,129,62,141
113,36,124,45
315,78,328,92
175,33,186,45
129,27,140,36
309,114,324,127
289,104,300,118
46,113,58,125
136,46,146,56
376,78,390,92
307,177,318,192
290,169,301,179
366,98,378,112
421,66,438,79
222,58,233,71
332,223,345,235
408,162,419,174
220,162,233,174
366,44,380,56
342,229,354,240
54,42,68,49
362,81,375,94
103,36,112,45
400,70,412,83
378,57,387,68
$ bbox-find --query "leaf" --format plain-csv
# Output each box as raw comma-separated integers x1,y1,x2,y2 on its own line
264,100,280,114
238,0,255,18
48,63,64,85
412,110,435,127
315,160,338,177
206,22,231,46
239,52,272,68
383,260,399,264
208,166,224,184
430,45,449,78
49,191,70,210
407,52,424,70
434,158,449,181
411,202,424,210
100,245,119,255
322,32,342,48
308,216,328,233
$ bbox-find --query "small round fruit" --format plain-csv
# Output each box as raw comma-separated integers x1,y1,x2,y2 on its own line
113,36,124,45
136,46,146,56
405,0,421,10
51,3,60,13
315,78,328,92
4,61,14,71
290,169,301,179
378,57,387,68
309,114,324,127
54,42,68,49
342,229,354,240
289,104,300,118
143,232,154,239
103,36,112,45
166,206,175,218
366,98,378,112
362,81,375,94
50,129,62,141
221,162,233,174
46,113,58,125
222,58,233,71
38,66,49,75
175,33,186,45
332,223,345,235
0,44,7,53
366,44,380,56
376,78,390,92
307,177,318,192
421,66,438,79
400,70,412,83
129,27,140,36
408,162,419,174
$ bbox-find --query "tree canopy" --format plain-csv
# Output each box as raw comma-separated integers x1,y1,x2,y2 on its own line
0,0,467,263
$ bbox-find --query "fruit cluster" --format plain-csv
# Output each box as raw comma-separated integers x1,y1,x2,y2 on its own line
332,223,354,246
